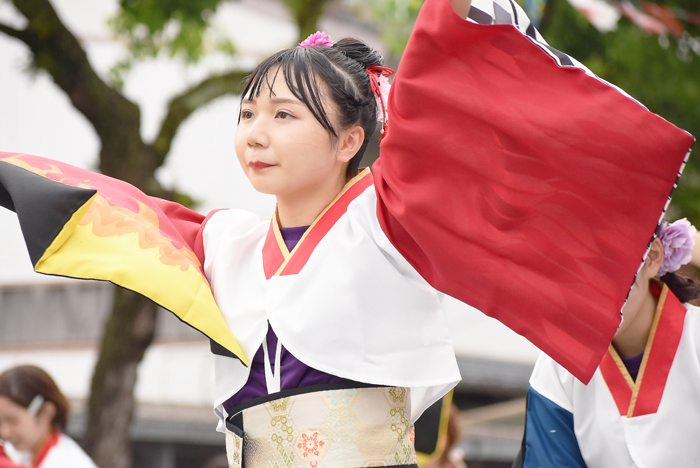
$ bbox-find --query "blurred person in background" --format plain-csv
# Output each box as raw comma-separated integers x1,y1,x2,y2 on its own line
201,453,228,468
515,219,700,467
0,365,97,468
421,402,467,468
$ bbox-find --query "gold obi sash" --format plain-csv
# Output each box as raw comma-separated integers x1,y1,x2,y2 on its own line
225,385,418,468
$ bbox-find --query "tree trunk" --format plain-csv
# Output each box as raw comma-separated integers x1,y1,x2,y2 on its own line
0,1,327,467
83,289,159,468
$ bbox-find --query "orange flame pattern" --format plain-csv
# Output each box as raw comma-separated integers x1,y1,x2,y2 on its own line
79,195,202,273
1,153,202,274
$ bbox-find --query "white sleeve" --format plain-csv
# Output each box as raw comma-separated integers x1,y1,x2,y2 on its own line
529,351,576,413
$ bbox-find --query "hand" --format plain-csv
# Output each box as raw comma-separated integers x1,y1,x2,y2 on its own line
449,0,472,18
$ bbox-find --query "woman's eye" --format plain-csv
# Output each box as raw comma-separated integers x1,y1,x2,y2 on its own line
241,110,254,120
276,111,292,119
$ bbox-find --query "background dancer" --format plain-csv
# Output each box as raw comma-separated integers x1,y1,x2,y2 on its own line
0,366,98,468
516,219,700,467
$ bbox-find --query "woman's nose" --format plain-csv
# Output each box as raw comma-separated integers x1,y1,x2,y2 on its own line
246,119,269,148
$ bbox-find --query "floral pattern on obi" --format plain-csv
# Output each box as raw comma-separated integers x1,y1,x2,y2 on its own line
225,387,417,468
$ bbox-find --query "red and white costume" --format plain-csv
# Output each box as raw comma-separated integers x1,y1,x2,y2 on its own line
0,0,694,453
526,284,700,466
203,169,461,427
3,433,97,468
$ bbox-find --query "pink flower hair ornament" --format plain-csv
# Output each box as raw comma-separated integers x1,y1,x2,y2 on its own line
297,31,333,48
657,218,697,276
297,32,395,141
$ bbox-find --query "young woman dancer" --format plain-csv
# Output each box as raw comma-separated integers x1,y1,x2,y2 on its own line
516,219,700,467
0,366,98,468
0,0,694,466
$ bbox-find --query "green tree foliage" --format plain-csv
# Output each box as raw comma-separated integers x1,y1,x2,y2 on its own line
350,0,424,60
282,0,333,42
109,0,235,84
110,0,334,84
538,0,700,223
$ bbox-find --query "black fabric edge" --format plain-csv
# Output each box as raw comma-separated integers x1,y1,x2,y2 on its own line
543,43,574,67
226,382,386,418
0,161,97,266
210,339,241,360
468,6,494,25
508,0,520,27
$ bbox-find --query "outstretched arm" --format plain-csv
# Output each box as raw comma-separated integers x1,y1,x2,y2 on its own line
373,0,693,382
0,152,246,364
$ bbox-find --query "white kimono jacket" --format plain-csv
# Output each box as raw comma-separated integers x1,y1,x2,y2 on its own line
521,284,700,467
203,169,462,427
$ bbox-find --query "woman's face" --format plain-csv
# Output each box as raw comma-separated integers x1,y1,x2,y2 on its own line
0,396,50,453
235,72,350,204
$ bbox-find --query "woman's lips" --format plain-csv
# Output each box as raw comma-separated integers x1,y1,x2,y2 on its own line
249,161,275,170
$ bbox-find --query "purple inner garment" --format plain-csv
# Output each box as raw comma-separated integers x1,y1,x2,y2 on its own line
280,225,307,252
223,225,357,414
619,352,644,381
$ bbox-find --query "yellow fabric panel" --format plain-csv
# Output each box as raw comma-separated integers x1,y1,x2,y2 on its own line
35,195,247,365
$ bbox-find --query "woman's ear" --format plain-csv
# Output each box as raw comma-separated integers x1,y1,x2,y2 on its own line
646,238,664,278
37,401,56,428
335,125,365,164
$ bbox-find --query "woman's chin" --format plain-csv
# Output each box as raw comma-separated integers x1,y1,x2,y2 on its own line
249,182,278,196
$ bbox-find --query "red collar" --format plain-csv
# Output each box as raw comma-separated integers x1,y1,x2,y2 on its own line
599,283,687,417
262,169,373,279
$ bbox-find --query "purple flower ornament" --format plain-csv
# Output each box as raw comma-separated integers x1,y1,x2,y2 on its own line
658,218,697,276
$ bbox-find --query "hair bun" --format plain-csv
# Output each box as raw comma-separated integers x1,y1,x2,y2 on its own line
332,38,384,69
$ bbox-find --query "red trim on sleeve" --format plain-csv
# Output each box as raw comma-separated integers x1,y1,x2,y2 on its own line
193,208,227,267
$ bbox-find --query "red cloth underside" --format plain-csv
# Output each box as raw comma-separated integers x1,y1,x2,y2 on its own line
374,0,693,382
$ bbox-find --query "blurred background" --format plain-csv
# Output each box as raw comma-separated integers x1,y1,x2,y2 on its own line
0,0,698,467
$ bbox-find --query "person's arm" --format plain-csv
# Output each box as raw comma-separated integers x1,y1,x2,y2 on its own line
515,388,587,468
512,354,587,468
372,0,693,382
448,0,471,18
690,233,700,268
0,152,246,364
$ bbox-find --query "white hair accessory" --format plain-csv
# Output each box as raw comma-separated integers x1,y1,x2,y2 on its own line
26,394,44,416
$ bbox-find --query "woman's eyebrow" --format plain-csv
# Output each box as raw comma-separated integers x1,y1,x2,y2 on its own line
269,97,303,105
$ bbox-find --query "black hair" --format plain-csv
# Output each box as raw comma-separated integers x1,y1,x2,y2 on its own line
661,270,700,303
240,38,384,178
